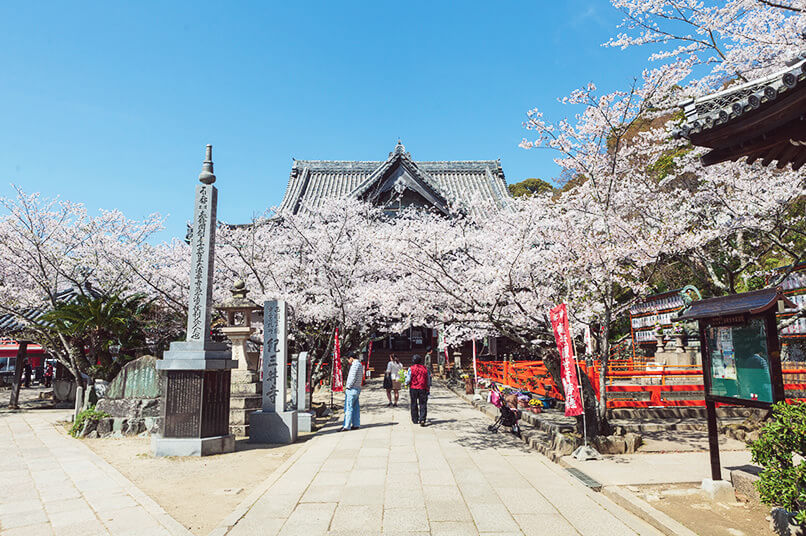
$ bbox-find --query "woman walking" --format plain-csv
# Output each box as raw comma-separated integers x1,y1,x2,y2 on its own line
384,354,402,407
407,354,431,426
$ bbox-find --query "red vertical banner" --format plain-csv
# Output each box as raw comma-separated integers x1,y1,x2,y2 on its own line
549,303,584,417
362,340,373,385
472,338,478,386
332,328,344,392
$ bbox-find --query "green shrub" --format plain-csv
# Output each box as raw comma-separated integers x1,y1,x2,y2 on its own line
70,405,110,437
750,401,806,524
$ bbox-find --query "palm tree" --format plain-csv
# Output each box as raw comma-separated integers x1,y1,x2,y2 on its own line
42,293,154,384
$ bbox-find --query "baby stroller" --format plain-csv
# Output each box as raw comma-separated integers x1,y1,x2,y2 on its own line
487,385,521,438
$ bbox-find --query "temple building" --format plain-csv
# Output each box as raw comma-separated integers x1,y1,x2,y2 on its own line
277,141,511,216
277,142,513,367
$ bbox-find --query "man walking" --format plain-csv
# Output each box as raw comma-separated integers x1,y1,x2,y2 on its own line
341,354,363,431
407,354,431,426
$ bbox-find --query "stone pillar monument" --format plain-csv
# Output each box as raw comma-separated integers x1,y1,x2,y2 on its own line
295,352,314,432
249,300,297,443
152,145,237,457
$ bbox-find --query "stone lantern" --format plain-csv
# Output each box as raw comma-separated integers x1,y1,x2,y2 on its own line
216,280,262,437
216,280,261,370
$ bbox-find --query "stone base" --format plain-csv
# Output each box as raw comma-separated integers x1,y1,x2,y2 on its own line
151,434,235,457
249,410,297,444
701,478,735,502
297,411,313,433
156,341,237,371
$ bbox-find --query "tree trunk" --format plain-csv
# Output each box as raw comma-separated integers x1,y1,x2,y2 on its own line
544,346,600,440
597,309,612,436
576,369,600,442
8,342,28,409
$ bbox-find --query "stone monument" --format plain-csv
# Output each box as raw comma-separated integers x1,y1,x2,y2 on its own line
294,352,314,432
249,300,297,443
216,280,262,437
96,356,162,436
152,145,237,457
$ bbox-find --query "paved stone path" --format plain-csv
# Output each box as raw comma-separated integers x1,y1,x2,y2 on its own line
0,409,192,536
220,384,661,536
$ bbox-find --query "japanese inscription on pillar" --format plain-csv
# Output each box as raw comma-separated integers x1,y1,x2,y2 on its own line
186,183,218,342
262,300,288,412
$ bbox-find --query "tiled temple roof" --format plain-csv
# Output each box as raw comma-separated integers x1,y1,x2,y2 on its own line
277,142,511,216
675,54,806,168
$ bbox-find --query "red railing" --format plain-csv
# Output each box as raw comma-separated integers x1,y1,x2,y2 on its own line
475,359,806,408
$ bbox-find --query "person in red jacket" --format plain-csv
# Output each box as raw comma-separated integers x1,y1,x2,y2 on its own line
407,354,431,426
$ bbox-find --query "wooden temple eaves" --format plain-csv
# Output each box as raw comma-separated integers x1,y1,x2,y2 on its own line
676,54,806,169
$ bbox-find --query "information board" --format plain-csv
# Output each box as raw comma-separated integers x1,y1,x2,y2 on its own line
704,317,773,403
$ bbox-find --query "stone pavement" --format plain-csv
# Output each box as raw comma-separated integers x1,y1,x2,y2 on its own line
0,409,192,536
561,448,753,486
219,384,662,536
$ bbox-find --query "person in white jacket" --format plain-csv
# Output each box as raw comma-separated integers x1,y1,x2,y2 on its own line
341,355,363,431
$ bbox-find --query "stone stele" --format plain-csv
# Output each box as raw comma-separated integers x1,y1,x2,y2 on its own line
151,145,238,457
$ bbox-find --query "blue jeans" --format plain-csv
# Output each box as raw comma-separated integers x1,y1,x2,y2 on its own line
343,388,361,429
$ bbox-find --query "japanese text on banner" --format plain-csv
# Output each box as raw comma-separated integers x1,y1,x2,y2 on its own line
332,328,344,392
549,303,584,417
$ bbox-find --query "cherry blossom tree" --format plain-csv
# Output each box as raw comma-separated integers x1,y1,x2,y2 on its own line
607,0,806,95
216,199,413,384
0,187,166,386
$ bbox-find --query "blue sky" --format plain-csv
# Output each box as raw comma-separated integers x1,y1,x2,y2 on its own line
0,1,651,241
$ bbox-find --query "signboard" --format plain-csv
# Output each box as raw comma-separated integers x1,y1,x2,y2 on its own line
703,317,773,403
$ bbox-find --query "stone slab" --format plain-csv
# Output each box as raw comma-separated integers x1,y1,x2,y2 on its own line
560,449,753,485
155,358,237,370
249,410,297,444
730,467,762,504
150,434,235,457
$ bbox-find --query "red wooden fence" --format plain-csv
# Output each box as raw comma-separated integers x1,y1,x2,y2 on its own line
475,360,806,408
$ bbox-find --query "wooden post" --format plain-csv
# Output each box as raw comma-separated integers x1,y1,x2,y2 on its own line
705,398,722,480
8,341,29,410
698,319,722,481
765,310,786,404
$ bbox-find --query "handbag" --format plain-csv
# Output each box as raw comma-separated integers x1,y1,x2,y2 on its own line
383,373,392,389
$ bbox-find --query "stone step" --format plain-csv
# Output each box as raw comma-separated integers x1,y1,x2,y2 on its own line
609,416,745,433
230,423,249,437
608,406,760,420
230,396,262,410
231,382,262,396
230,408,260,425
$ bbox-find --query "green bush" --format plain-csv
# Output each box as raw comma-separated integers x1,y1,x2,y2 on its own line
750,401,806,524
70,405,110,437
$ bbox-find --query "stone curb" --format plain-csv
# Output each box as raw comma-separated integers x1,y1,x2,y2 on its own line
602,486,698,536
